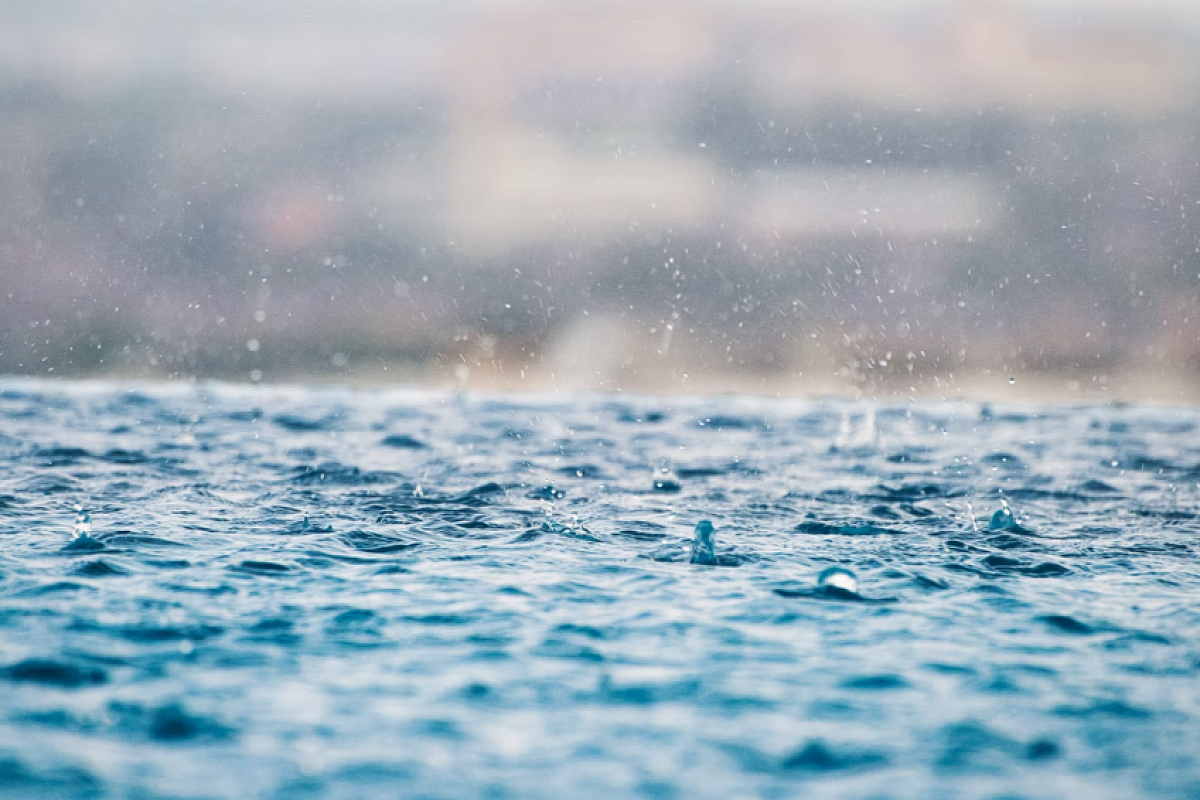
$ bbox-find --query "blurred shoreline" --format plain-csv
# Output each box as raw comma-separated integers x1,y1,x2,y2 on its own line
3,0,1200,400
9,365,1197,406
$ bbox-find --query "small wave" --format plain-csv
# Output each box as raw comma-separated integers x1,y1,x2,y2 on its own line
0,658,107,688
780,740,889,774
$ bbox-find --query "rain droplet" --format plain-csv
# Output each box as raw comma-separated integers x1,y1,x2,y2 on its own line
988,497,1018,531
689,520,717,566
817,566,858,595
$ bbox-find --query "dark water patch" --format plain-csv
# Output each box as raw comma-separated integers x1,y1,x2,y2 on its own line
0,658,107,688
693,415,767,431
651,479,682,492
380,434,427,449
115,623,224,643
772,583,892,604
599,676,700,704
30,446,92,466
1037,615,1095,635
794,520,902,536
552,623,611,640
328,608,379,628
840,674,908,691
616,408,667,424
510,526,542,543
1021,562,1071,577
98,448,152,465
1054,699,1152,720
235,560,294,575
144,558,191,570
923,662,978,675
868,504,902,520
14,581,97,597
107,700,235,742
70,559,128,578
273,413,339,431
1025,738,1062,760
1077,479,1121,494
980,554,1071,577
455,482,506,503
780,740,889,774
245,619,300,647
1003,487,1094,502
675,465,729,479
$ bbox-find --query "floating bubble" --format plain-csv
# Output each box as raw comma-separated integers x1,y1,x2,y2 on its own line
817,566,858,595
689,520,717,566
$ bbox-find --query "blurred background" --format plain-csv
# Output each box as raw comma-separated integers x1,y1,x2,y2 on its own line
2,0,1200,399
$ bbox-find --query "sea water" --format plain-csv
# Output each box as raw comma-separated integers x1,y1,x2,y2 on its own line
0,381,1198,799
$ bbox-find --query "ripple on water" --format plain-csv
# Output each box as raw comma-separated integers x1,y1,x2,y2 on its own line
0,386,1196,798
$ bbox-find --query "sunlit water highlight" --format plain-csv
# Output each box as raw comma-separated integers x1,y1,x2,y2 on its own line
1,381,1199,799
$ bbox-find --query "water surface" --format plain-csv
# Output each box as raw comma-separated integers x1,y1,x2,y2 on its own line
1,382,1198,799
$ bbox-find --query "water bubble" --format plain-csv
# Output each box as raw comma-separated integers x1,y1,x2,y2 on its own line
817,566,858,595
689,520,717,566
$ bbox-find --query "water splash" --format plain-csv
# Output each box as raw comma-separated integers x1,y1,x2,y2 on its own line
72,504,92,537
988,496,1019,531
965,499,979,532
689,520,717,566
653,458,681,492
817,566,859,595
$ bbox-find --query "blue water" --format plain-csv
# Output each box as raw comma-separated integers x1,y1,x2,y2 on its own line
1,381,1199,800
